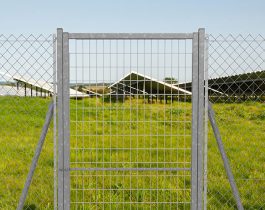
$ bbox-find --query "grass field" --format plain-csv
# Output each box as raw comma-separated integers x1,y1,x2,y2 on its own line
0,96,264,209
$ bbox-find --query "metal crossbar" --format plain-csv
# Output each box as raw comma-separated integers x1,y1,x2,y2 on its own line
70,168,191,171
68,33,194,40
56,28,206,209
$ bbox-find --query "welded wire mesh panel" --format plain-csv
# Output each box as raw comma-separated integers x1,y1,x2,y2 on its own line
69,38,193,208
207,34,265,209
0,34,55,209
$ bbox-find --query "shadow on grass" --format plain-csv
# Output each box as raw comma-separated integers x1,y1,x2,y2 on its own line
102,96,125,103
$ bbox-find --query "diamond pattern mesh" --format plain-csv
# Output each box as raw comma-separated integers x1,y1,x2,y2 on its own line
207,34,265,209
208,34,265,102
1,32,264,209
0,34,55,209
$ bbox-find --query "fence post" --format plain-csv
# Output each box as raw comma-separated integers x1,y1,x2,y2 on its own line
203,35,209,210
62,31,70,210
191,30,199,210
198,28,205,210
53,33,58,210
191,28,205,210
57,28,64,210
57,28,70,210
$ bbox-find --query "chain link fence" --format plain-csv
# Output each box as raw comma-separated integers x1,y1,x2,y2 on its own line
0,32,264,210
207,34,265,209
0,34,55,209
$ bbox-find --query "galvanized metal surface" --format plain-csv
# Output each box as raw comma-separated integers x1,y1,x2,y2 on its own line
70,167,191,171
61,29,201,209
197,28,205,209
53,34,58,210
62,32,70,210
191,31,199,210
69,33,193,40
203,36,209,210
56,28,64,210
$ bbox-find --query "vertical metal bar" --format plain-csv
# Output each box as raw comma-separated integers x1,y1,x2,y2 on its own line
53,34,58,210
57,28,64,210
197,28,205,210
208,102,244,210
17,103,54,210
62,31,70,210
191,28,205,210
203,35,209,210
191,32,199,210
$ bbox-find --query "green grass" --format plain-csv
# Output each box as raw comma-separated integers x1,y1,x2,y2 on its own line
0,97,264,209
0,97,54,209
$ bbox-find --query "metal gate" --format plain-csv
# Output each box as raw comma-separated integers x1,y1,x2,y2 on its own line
56,28,205,209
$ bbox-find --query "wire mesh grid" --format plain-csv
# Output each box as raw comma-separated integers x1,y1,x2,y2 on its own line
0,34,55,209
207,34,265,209
68,38,193,209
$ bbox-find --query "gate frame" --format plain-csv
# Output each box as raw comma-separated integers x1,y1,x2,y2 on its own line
57,28,70,210
56,28,205,210
191,28,205,210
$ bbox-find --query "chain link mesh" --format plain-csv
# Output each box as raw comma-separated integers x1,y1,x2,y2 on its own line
207,34,265,209
1,32,264,209
0,34,55,209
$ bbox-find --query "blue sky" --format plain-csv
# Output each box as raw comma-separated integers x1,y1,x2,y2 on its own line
1,0,265,35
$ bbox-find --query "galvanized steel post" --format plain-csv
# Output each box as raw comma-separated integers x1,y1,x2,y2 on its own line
62,31,70,210
198,28,205,210
191,28,205,210
191,30,199,209
57,28,70,210
53,33,58,210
